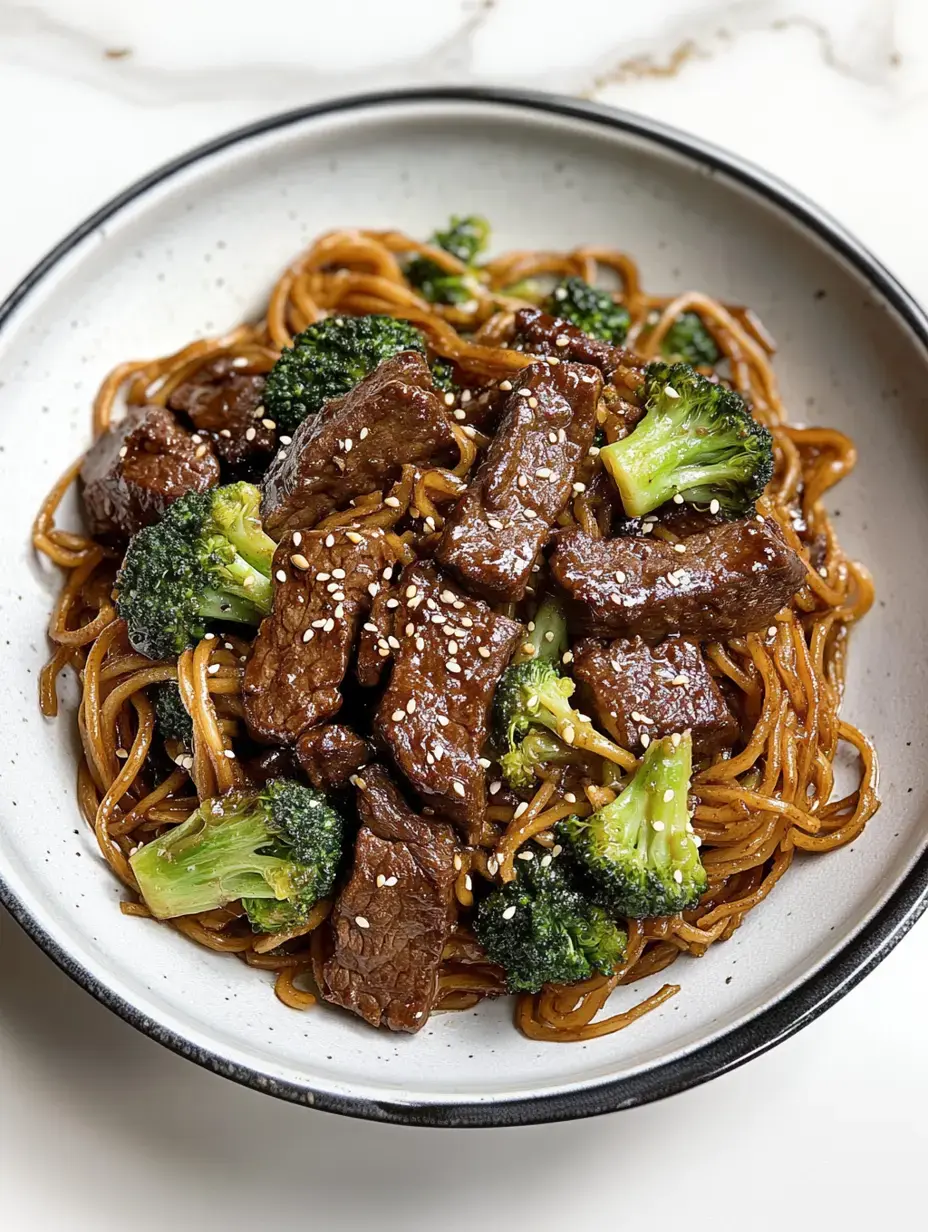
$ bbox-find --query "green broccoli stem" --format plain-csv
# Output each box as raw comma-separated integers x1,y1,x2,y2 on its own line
131,806,292,919
514,596,568,666
531,677,637,770
600,407,697,516
216,552,274,614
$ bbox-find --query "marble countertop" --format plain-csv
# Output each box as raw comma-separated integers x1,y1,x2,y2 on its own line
2,1,926,1228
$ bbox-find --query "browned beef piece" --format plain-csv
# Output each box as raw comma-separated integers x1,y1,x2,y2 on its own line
436,360,602,603
372,562,521,842
261,352,458,534
513,307,634,374
80,405,219,543
243,526,395,744
322,766,457,1032
296,724,372,791
513,308,646,436
573,636,739,756
550,518,806,641
355,584,399,689
241,746,299,786
168,357,274,468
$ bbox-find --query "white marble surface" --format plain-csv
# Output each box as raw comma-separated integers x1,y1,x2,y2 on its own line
1,1,926,1227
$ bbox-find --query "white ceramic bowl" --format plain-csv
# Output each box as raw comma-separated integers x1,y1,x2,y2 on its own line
2,89,927,1126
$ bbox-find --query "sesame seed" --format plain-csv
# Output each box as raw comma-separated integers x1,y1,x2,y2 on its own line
437,715,449,727
673,542,687,554
673,869,684,884
564,792,577,804
118,445,128,459
557,428,567,443
768,625,777,637
453,781,466,798
499,380,513,391
443,392,455,407
671,733,682,747
572,481,586,494
517,850,534,861
360,427,369,440
652,820,666,832
195,443,208,459
415,637,425,651
562,650,574,665
352,775,367,790
382,566,393,580
671,674,689,686
376,874,386,888
384,876,398,887
447,640,459,656
261,418,277,430
323,617,335,632
205,632,216,640
552,844,562,858
588,444,600,457
223,749,236,760
346,530,363,544
275,569,287,583
439,589,456,604
528,396,538,408
555,335,569,347
219,428,232,439
391,709,405,722
453,853,463,872
548,430,558,444
388,635,401,650
487,856,499,875
191,434,202,444
405,584,418,599
433,745,443,762
279,435,292,445
664,385,680,399
302,629,314,643
331,567,346,579
536,467,552,479
672,493,684,504
517,387,531,397
453,408,466,421
244,426,257,442
580,373,596,384
464,874,473,891
517,473,528,489
663,788,675,803
377,647,390,658
356,916,370,929
115,747,128,759
447,659,461,673
561,723,576,745
641,732,651,748
709,499,720,514
524,508,537,519
290,553,310,570
487,517,504,530
207,662,220,676
334,604,344,618
344,438,353,452
325,534,335,548
312,618,326,629
501,905,517,920
368,583,379,597
514,801,528,819
406,698,417,714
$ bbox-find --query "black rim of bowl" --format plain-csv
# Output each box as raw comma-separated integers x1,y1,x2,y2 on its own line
2,86,926,1128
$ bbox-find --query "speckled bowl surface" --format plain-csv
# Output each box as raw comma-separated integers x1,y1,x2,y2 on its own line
2,89,927,1127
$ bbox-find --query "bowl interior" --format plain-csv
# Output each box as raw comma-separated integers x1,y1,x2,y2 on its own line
1,97,926,1116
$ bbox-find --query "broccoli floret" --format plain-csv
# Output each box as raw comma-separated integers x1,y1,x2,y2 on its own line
116,481,275,660
546,277,630,344
600,361,774,519
475,845,626,992
493,597,628,788
429,356,456,393
263,315,428,433
558,733,706,918
500,729,582,792
151,682,193,747
662,311,721,367
406,214,490,305
130,778,344,930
